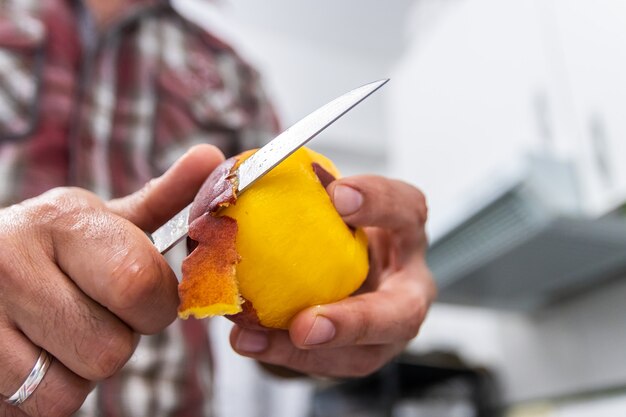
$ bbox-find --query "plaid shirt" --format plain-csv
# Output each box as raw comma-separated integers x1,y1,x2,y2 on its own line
0,0,279,415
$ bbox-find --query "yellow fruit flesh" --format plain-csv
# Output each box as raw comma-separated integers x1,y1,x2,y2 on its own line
221,148,369,329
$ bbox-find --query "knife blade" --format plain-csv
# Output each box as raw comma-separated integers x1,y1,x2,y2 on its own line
151,78,389,253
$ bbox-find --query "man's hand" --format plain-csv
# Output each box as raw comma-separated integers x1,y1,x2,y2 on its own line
0,145,223,417
230,175,436,377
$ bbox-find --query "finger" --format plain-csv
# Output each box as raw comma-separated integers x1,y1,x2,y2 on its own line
0,403,28,417
0,326,93,417
289,266,434,349
107,144,225,232
20,187,179,334
0,199,146,378
49,205,179,334
6,261,139,381
327,175,428,235
229,326,398,378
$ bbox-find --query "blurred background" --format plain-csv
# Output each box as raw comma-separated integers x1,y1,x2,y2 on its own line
173,0,626,416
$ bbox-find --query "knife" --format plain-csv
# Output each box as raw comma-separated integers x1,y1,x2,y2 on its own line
150,78,389,254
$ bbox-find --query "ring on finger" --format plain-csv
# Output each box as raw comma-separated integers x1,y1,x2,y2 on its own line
5,348,52,407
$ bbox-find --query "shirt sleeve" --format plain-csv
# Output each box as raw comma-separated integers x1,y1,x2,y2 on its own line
0,9,44,141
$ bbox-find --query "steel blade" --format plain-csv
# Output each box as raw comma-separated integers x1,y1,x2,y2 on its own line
236,79,388,193
150,205,190,254
151,79,388,253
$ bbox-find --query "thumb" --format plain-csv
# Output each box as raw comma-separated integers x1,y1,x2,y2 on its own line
106,144,225,232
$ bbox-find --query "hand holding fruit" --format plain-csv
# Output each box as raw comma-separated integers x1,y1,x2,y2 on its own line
230,174,436,377
180,147,436,378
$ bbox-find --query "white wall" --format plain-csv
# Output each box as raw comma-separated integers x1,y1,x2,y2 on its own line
392,0,626,405
389,0,559,238
389,0,626,231
498,277,626,403
549,0,626,214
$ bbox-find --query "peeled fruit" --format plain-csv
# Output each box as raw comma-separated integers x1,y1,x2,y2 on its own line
178,147,369,329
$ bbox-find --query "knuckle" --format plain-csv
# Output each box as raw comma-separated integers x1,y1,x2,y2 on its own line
350,348,386,377
138,179,158,213
44,385,91,417
28,187,96,226
0,216,53,303
118,178,160,226
108,249,161,312
15,188,106,251
34,373,93,417
402,312,423,342
389,180,428,226
89,331,136,379
370,347,391,374
0,187,96,237
285,347,308,370
410,189,428,226
284,350,336,378
400,287,429,342
351,299,373,345
350,361,374,378
424,268,438,300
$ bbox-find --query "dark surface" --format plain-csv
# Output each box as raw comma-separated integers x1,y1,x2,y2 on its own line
310,352,502,417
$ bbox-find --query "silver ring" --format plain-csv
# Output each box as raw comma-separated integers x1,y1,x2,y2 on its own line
5,349,51,407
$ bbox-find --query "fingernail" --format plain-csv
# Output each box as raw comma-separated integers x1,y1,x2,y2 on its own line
333,185,363,216
236,329,269,353
304,315,336,345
